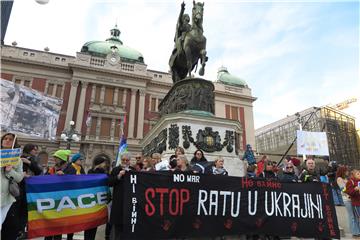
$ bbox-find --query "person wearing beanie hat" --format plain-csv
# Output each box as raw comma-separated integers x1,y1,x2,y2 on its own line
46,149,71,175
64,152,85,175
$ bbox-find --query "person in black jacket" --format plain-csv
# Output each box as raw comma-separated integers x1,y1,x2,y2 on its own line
17,144,42,239
86,155,110,240
108,153,133,240
279,162,298,182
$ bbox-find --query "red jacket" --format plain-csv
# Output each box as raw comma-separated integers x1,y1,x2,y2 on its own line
345,177,360,206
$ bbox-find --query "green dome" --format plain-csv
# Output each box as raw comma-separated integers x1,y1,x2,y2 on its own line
217,66,247,87
81,25,144,63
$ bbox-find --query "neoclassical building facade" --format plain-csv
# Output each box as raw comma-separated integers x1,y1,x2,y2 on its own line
1,26,256,168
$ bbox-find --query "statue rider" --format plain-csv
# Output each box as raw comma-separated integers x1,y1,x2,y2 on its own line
170,2,191,67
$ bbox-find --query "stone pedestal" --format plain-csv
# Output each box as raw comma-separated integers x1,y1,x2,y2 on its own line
141,112,247,177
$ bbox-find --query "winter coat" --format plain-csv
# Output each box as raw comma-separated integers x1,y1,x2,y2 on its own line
1,161,23,207
345,177,360,206
108,165,126,227
279,172,298,182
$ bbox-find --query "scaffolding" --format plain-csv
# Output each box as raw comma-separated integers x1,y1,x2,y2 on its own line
255,106,360,168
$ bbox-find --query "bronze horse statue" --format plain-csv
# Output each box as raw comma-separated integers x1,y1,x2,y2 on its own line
169,1,208,83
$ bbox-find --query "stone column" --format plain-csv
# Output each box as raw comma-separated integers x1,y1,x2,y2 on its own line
110,118,115,141
76,82,88,132
136,90,146,139
95,117,101,140
127,89,137,139
122,89,127,107
100,86,105,104
113,88,119,105
91,84,96,102
155,97,159,112
65,79,79,128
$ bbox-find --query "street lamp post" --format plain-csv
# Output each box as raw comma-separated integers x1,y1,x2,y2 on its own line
60,121,80,149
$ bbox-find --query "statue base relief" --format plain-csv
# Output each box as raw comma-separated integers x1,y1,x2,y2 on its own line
158,78,215,116
141,111,247,177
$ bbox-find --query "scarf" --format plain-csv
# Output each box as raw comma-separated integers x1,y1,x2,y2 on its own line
71,163,82,175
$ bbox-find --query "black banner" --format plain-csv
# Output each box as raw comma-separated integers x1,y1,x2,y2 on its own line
123,172,339,239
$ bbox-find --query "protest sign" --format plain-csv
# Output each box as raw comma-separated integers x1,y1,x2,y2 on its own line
297,130,329,156
25,174,109,238
0,79,63,140
123,172,339,239
0,148,21,167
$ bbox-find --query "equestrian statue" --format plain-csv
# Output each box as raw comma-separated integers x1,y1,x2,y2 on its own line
169,1,208,83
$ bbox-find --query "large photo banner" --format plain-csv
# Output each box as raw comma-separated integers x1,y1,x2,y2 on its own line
123,172,339,239
25,174,109,238
0,78,63,140
297,130,329,156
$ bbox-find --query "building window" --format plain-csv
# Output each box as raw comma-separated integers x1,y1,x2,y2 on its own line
90,117,97,136
55,85,63,98
24,80,31,87
23,52,28,56
95,86,101,103
30,53,35,57
55,57,60,61
100,118,111,137
150,97,157,111
47,83,54,95
231,106,239,121
104,87,114,105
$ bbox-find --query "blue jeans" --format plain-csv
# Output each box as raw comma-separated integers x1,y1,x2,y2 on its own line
344,200,360,235
332,187,344,205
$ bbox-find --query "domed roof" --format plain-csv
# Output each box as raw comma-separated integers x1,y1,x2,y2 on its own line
80,25,144,63
217,66,247,87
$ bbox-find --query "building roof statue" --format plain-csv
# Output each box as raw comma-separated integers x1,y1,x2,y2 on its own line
217,66,248,88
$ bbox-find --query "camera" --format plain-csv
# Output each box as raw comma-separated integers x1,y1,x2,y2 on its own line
169,155,177,169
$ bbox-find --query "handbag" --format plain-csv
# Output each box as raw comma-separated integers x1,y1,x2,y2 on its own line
7,176,20,197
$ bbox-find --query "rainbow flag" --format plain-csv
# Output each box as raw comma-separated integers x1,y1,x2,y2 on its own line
26,174,109,238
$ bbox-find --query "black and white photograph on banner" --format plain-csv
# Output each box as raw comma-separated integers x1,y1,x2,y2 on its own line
0,79,62,140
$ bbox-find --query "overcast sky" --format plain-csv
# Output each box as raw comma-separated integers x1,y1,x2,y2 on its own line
4,0,360,128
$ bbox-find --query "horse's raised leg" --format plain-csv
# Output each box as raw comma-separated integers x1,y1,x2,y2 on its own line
199,49,207,76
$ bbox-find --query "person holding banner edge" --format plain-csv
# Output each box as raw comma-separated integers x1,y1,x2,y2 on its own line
1,132,24,239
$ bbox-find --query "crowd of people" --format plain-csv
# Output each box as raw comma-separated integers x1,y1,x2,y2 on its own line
1,132,360,239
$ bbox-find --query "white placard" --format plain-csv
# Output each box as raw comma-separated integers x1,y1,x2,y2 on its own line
296,130,329,156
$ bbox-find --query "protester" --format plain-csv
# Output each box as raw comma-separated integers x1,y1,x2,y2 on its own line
109,153,133,240
242,144,256,165
337,166,358,237
176,155,192,172
246,164,257,178
18,144,42,239
175,146,185,157
44,149,72,240
1,133,24,239
299,158,320,182
86,155,111,240
151,153,162,165
256,155,267,176
134,153,143,171
345,169,360,237
259,160,277,179
64,152,86,175
142,156,155,172
278,162,298,182
46,149,71,175
190,149,211,174
212,157,228,175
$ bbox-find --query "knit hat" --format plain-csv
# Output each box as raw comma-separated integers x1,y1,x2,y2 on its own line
71,153,84,163
53,150,72,162
93,156,107,166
